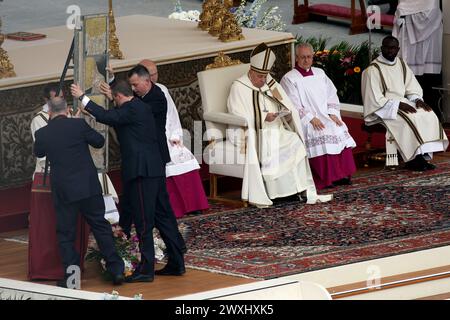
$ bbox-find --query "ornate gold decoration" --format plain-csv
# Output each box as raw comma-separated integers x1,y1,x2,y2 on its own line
209,3,228,37
219,11,244,42
205,51,242,70
108,0,124,59
198,0,218,31
0,17,16,79
223,0,234,9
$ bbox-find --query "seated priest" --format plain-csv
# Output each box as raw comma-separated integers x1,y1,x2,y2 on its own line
138,59,209,218
281,43,357,190
361,35,448,171
226,43,333,208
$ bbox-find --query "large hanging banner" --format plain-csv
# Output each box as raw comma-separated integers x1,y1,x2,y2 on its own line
74,14,109,172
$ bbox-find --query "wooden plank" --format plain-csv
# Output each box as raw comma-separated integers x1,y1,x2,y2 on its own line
0,237,254,300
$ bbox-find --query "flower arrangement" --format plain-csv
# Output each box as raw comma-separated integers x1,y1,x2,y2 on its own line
86,224,167,278
233,0,286,31
297,36,379,104
168,0,200,22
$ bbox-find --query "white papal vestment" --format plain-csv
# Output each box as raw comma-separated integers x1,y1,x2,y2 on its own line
227,73,332,207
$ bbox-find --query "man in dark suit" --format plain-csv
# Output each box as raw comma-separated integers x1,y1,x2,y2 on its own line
71,80,186,282
33,97,125,288
104,65,187,254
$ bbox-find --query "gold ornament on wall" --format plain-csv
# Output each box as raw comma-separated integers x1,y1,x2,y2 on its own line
108,0,124,59
206,51,242,70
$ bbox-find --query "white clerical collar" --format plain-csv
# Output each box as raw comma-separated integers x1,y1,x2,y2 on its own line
378,55,397,66
42,103,49,112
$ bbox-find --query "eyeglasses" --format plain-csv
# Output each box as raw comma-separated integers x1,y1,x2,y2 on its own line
150,72,158,76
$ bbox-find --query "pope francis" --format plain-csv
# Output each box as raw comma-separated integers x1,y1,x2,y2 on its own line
227,43,332,208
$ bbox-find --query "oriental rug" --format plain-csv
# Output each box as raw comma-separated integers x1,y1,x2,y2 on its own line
181,159,450,279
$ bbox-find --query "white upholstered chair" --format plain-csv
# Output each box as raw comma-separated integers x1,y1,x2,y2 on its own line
197,63,250,204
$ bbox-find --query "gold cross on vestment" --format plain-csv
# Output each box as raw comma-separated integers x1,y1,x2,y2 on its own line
387,136,395,144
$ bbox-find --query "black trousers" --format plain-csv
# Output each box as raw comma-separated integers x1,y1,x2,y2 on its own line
52,193,124,277
128,176,185,274
120,177,186,256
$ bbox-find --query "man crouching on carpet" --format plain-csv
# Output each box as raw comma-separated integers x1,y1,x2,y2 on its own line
33,97,125,288
71,80,186,283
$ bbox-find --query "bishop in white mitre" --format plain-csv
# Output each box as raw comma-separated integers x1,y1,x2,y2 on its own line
362,36,448,171
281,43,357,190
227,43,332,208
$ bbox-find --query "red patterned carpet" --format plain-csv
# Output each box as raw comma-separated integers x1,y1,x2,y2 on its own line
180,159,450,279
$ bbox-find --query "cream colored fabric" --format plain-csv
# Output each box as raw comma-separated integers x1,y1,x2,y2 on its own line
157,83,200,177
362,57,448,162
393,0,442,75
395,0,437,16
198,64,250,182
203,141,245,178
227,73,332,206
30,105,49,175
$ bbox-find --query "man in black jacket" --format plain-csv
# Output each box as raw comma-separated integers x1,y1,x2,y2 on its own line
127,64,171,164
71,80,186,282
33,97,124,287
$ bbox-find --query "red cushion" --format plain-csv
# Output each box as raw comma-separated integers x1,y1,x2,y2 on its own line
310,4,362,19
380,14,394,26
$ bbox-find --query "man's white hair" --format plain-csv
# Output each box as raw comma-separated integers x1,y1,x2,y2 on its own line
296,42,314,54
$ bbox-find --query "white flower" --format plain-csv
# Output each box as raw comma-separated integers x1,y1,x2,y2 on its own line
187,10,200,21
169,12,181,20
178,12,189,21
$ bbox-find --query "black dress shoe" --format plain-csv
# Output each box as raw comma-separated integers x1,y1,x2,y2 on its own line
424,162,436,170
405,156,427,171
125,272,154,283
155,265,186,276
332,177,352,186
112,274,125,285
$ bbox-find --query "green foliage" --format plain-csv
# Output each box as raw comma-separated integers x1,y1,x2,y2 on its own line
295,36,379,104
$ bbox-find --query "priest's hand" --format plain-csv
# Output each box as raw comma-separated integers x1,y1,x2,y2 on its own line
265,112,278,122
310,117,325,131
399,102,417,114
329,114,343,127
415,99,432,112
100,82,113,101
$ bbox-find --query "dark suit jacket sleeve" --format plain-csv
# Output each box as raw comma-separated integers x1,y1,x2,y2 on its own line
33,129,46,158
84,100,132,127
82,120,105,149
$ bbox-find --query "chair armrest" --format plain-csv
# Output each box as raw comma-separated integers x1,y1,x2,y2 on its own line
340,103,364,119
203,112,248,127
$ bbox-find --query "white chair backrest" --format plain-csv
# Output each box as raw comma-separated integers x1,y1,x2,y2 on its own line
197,63,250,140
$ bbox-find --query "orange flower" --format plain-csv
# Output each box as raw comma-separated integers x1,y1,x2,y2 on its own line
354,67,361,73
